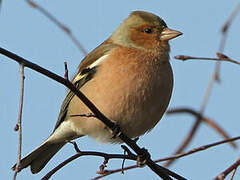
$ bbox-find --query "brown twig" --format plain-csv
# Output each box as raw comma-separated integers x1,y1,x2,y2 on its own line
164,106,237,168
220,2,240,47
174,54,240,65
0,47,185,180
64,62,69,80
168,3,240,168
93,136,240,179
41,150,137,180
164,115,202,167
26,0,87,55
156,136,240,163
121,145,135,156
68,141,81,153
230,168,237,180
214,2,240,80
167,108,237,148
12,64,25,180
214,157,240,180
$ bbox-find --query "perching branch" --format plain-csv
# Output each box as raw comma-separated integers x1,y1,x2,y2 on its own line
0,47,185,180
42,148,137,180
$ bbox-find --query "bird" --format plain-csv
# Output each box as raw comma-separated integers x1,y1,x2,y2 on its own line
12,10,182,174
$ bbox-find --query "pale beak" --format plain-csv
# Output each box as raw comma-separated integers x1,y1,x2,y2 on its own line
160,28,182,41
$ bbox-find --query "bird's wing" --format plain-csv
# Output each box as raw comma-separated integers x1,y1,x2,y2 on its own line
53,42,116,131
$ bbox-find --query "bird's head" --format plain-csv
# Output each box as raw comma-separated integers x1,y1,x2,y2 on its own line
110,11,182,52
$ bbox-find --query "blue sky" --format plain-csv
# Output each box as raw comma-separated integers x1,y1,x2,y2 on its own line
1,1,240,180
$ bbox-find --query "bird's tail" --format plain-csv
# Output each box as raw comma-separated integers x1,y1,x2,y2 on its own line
12,140,65,174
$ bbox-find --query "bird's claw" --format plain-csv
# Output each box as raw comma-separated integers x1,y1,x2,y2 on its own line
137,148,150,167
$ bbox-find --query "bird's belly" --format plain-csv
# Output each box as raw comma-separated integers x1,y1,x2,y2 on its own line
87,79,171,143
68,59,173,143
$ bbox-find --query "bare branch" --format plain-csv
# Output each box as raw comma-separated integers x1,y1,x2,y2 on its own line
121,145,135,157
12,64,25,180
216,2,240,79
230,168,237,180
164,116,201,167
41,150,137,180
68,141,81,153
164,107,237,167
174,55,240,65
167,108,237,148
93,136,240,179
25,0,87,55
220,2,240,50
156,136,240,163
64,62,69,80
222,3,240,32
214,157,240,180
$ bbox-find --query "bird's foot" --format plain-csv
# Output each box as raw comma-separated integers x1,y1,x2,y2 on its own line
97,158,109,174
137,148,150,167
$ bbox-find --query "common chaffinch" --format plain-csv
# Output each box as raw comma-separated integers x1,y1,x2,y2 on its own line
12,10,182,174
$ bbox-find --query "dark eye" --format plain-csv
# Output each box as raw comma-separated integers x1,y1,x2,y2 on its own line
144,28,152,34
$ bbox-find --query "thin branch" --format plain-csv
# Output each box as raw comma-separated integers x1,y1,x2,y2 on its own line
26,0,87,55
13,64,25,180
214,157,240,180
220,2,240,50
93,136,240,179
0,47,185,180
214,1,240,80
230,168,237,180
164,115,202,167
167,108,237,148
155,136,240,163
164,106,237,167
174,55,240,65
41,150,137,180
68,141,81,153
64,62,69,80
121,145,135,157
